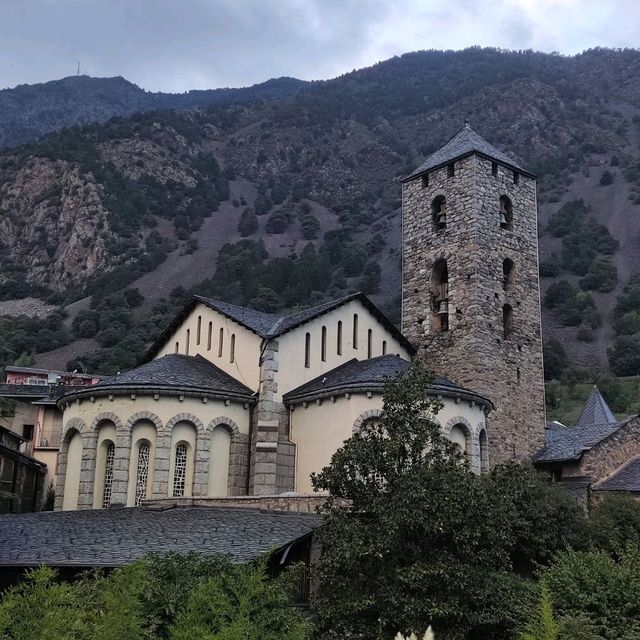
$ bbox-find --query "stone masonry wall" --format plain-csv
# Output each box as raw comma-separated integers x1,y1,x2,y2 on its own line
402,154,546,463
249,338,296,495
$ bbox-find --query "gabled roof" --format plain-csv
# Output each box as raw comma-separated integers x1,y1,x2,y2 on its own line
534,419,626,464
60,354,255,404
0,505,322,568
283,354,493,408
535,386,623,464
144,292,414,362
403,123,531,181
576,386,617,428
593,457,640,493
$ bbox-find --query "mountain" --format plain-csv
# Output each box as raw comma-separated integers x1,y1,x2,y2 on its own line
1,47,640,378
0,75,307,149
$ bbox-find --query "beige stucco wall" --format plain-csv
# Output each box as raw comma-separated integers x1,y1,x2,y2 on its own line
291,391,488,493
277,300,411,399
61,394,251,437
155,302,262,391
62,431,82,510
35,449,58,490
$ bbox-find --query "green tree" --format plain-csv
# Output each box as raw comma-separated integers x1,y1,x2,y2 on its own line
520,585,560,640
237,208,259,237
543,340,568,381
579,259,617,293
311,364,533,640
588,494,640,557
169,557,308,640
608,334,640,375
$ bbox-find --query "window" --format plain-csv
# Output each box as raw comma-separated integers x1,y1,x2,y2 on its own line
337,321,342,355
207,322,212,350
218,328,224,357
185,329,190,355
431,195,447,230
499,195,513,230
503,304,514,340
382,340,387,355
479,430,489,474
230,334,235,363
353,314,358,349
172,443,188,498
513,171,519,184
321,326,327,361
174,341,179,354
134,441,151,506
196,315,201,345
430,259,449,333
421,174,429,189
447,162,455,178
517,367,521,383
102,442,115,508
492,162,498,177
305,332,311,368
367,329,373,359
449,424,470,461
503,258,515,292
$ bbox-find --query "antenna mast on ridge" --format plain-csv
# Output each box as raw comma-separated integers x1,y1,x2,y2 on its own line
77,61,81,76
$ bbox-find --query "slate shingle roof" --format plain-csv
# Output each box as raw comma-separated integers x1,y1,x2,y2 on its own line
145,292,414,361
593,458,640,492
0,383,52,399
61,354,255,404
283,354,493,408
576,386,617,428
0,505,323,567
535,386,624,464
404,123,530,181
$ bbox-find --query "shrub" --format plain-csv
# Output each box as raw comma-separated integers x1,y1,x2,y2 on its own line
579,259,617,292
546,200,589,238
599,170,614,185
540,256,561,278
608,334,640,375
237,208,259,237
543,340,568,381
589,494,640,556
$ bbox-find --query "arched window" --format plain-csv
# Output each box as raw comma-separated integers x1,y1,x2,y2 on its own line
337,321,343,355
209,425,231,497
185,329,190,355
321,326,327,361
430,259,449,333
218,328,224,357
305,332,311,368
230,334,235,363
196,315,202,345
353,314,359,349
449,424,471,461
479,429,489,474
207,322,212,350
503,258,515,292
499,195,513,230
382,340,387,355
367,329,373,359
174,341,179,354
431,195,447,230
102,442,115,508
134,441,151,506
172,443,188,497
503,304,514,340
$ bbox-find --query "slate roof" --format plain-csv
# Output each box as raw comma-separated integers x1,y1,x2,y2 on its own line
0,505,322,567
61,354,255,404
0,383,52,399
283,354,493,408
145,292,414,361
593,458,640,492
535,386,623,464
404,123,530,181
576,386,617,428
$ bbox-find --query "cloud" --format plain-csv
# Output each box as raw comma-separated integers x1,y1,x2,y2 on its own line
0,0,638,92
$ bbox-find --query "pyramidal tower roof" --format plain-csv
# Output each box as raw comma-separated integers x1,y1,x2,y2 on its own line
405,123,531,181
575,385,617,428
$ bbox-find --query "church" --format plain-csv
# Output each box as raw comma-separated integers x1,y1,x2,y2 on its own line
53,124,546,511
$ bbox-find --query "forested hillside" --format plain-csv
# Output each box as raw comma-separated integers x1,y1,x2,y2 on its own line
1,47,640,377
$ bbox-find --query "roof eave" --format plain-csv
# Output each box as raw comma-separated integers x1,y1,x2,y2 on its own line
401,150,535,183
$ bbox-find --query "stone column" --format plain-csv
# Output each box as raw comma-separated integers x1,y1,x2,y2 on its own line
109,430,131,506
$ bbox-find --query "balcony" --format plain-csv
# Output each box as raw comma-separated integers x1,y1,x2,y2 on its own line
37,428,62,449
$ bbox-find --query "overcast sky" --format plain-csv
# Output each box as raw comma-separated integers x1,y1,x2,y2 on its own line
1,0,639,93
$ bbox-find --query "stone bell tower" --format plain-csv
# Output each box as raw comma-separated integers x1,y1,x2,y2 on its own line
401,124,545,464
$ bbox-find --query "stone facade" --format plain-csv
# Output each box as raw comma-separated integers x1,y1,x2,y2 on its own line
402,152,546,463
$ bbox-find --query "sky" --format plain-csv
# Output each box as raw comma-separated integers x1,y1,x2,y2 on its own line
1,0,639,93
